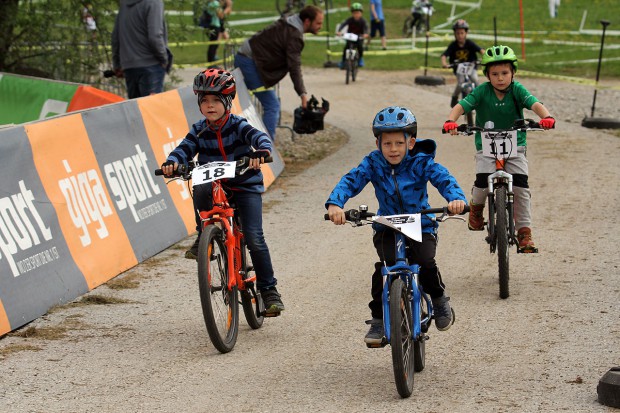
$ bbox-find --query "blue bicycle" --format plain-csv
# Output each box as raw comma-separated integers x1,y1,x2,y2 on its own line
326,205,468,397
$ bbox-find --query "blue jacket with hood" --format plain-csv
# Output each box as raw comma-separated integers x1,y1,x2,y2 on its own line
325,139,466,233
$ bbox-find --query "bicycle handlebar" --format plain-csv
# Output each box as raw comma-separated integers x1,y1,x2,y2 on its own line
442,118,547,135
154,156,273,178
324,205,470,223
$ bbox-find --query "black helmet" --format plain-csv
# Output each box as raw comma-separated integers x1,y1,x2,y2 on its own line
452,19,469,31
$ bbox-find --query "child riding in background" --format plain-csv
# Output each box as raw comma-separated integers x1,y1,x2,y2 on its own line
440,19,485,108
443,45,556,253
326,106,466,345
336,2,369,67
160,68,285,316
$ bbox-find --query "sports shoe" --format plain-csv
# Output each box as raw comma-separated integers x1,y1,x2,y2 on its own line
432,295,453,331
468,201,485,231
364,318,384,345
517,227,537,253
185,234,201,260
261,287,285,315
358,58,365,67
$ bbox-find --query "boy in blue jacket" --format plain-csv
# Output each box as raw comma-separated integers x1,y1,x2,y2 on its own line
161,68,284,315
326,106,466,344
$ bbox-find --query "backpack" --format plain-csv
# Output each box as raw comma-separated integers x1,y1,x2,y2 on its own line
198,9,212,28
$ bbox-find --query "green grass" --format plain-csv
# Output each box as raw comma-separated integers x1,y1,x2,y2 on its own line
167,0,620,79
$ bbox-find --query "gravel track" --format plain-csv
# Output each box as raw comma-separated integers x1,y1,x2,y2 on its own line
1,68,619,413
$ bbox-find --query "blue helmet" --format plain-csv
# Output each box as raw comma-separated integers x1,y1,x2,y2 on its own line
372,106,417,138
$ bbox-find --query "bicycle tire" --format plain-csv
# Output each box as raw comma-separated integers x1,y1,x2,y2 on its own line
390,278,415,398
197,225,239,353
239,238,264,329
402,15,414,36
413,299,426,372
352,57,358,82
495,186,510,299
345,59,351,85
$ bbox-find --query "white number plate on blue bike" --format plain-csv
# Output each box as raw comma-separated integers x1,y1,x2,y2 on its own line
482,130,517,159
192,161,236,186
456,62,476,77
373,214,422,242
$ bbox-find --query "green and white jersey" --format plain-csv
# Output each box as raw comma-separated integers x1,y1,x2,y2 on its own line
460,81,539,150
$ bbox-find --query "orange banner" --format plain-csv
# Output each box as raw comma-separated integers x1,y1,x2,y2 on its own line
25,115,138,289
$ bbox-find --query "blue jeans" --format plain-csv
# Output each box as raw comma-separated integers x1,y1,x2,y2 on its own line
193,184,277,290
234,53,279,140
124,64,165,99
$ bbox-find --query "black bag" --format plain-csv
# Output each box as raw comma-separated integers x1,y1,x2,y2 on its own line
198,10,212,28
293,95,330,134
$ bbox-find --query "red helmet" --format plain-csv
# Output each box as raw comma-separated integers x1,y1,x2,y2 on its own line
193,68,236,110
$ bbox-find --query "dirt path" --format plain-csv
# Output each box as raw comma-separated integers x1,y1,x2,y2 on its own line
1,69,619,412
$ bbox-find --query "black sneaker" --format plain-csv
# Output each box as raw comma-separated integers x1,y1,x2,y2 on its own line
432,295,454,331
184,234,200,260
364,318,384,345
261,287,284,316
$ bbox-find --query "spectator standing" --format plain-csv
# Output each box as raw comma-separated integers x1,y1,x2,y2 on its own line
219,0,233,40
234,6,324,141
205,0,223,66
112,0,170,99
367,0,386,50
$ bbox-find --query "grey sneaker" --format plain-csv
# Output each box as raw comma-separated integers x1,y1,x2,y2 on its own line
261,287,284,316
432,295,454,331
364,318,384,345
184,234,200,260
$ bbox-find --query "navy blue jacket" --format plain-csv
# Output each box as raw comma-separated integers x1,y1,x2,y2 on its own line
326,139,466,233
167,113,272,193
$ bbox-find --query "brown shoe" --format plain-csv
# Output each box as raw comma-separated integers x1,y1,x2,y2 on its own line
517,227,538,253
468,201,485,231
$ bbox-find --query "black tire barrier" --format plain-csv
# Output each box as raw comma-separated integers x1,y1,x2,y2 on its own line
598,367,620,408
414,75,445,86
581,117,620,129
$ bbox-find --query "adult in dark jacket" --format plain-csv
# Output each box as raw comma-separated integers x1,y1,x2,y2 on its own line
112,0,169,99
234,5,323,140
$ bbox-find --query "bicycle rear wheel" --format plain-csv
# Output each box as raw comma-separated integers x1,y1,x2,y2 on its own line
239,238,264,329
413,298,426,372
495,186,510,299
197,225,239,353
390,278,415,398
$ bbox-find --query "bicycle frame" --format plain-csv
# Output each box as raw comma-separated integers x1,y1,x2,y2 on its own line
486,158,517,250
198,180,255,293
380,234,432,344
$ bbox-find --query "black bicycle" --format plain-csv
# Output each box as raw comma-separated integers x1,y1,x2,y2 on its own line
341,32,360,85
447,60,479,126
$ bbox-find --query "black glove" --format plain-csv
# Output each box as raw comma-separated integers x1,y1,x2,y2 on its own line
249,150,269,159
161,160,175,168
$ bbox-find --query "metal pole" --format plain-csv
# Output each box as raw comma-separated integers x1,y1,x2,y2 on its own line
590,20,610,118
423,9,430,76
493,16,497,45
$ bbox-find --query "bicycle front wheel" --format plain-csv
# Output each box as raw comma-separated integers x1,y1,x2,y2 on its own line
240,238,264,329
390,278,415,398
413,298,426,372
345,59,351,84
495,186,510,299
197,225,239,353
351,58,358,82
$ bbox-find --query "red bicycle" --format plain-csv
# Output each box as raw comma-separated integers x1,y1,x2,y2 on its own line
155,157,272,353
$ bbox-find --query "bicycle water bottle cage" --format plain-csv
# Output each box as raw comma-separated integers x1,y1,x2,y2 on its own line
293,95,330,134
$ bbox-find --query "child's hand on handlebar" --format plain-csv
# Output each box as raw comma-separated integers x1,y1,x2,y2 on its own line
539,116,556,129
327,204,346,225
443,120,459,135
249,150,270,169
160,160,178,177
447,200,466,215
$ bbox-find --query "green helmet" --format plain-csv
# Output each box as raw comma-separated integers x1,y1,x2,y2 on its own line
351,2,363,12
481,45,518,75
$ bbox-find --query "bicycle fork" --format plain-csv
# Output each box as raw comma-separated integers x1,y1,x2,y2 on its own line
486,171,517,248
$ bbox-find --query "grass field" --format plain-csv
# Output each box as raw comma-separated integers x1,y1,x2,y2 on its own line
166,0,620,80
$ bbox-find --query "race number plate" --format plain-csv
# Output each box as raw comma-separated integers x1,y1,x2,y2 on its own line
373,214,422,242
456,62,476,76
481,130,517,159
191,161,236,186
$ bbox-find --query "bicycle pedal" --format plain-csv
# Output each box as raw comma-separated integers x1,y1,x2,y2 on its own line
366,339,388,349
517,246,539,254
